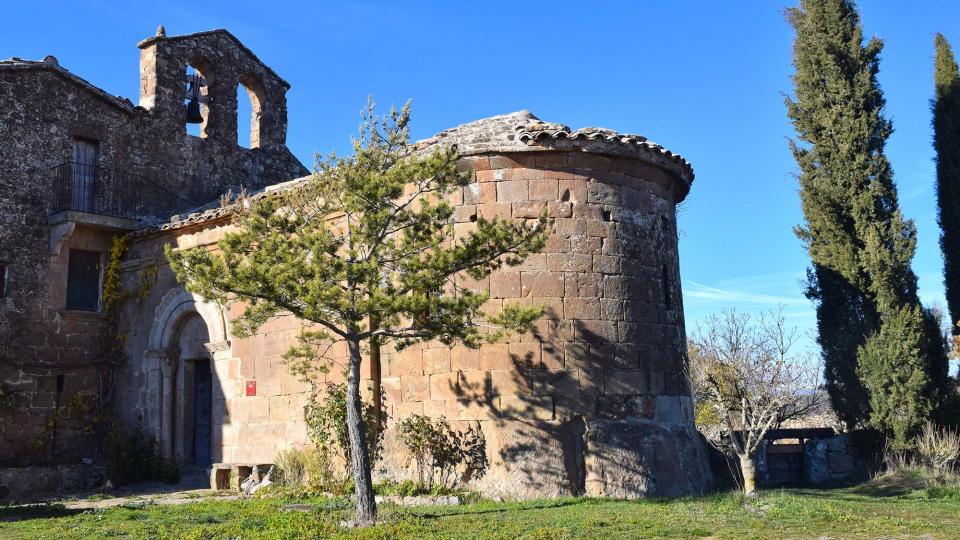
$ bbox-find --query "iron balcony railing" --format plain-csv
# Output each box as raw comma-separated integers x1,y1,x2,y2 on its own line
51,161,191,220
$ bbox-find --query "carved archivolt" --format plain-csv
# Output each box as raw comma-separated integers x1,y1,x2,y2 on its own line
147,285,229,352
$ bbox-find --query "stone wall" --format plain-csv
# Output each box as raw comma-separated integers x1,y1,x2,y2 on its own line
116,112,713,498
753,431,875,487
803,433,873,485
0,463,106,502
0,28,306,466
0,61,134,462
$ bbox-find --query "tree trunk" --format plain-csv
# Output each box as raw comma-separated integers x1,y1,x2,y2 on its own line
739,453,757,497
368,315,382,435
346,338,377,525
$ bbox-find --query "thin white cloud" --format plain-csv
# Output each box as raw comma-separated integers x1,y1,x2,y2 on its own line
684,280,808,307
904,185,930,201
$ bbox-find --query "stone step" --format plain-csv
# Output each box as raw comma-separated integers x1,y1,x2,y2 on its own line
209,463,274,491
178,468,211,489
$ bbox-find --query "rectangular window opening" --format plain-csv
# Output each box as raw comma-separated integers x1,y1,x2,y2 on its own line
0,263,7,298
66,249,101,311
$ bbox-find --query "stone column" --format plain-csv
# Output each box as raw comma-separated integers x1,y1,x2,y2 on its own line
146,348,179,460
204,340,231,464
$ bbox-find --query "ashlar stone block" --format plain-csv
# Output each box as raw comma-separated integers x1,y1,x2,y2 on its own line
500,395,554,420
402,375,430,402
429,372,460,401
564,297,601,320
604,369,649,396
497,180,529,203
547,253,592,273
491,271,522,298
521,272,564,298
528,178,558,201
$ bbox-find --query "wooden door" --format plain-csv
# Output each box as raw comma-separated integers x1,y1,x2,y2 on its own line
767,444,805,486
193,359,212,466
72,139,98,212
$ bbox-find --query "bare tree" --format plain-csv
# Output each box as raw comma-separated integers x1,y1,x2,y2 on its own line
929,302,959,361
687,309,822,496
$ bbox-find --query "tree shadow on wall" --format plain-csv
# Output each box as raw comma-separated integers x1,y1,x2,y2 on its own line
451,307,707,498
454,359,586,496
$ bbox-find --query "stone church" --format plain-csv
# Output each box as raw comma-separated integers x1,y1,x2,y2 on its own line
0,28,711,499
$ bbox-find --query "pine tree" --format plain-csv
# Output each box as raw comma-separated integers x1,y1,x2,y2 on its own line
786,0,944,445
934,33,960,343
167,101,547,524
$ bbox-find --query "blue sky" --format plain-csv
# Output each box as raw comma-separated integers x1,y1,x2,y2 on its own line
4,1,959,350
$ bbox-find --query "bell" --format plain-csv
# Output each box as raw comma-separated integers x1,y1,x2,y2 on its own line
185,98,203,124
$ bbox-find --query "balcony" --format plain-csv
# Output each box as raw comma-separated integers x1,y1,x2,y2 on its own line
51,161,189,221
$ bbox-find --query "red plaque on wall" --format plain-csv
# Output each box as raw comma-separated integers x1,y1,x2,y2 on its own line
245,380,256,396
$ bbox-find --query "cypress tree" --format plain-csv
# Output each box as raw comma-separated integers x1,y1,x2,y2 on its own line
934,33,960,343
786,0,944,445
803,267,872,429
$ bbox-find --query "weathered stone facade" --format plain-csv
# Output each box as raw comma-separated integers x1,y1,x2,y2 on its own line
3,27,712,500
116,111,712,498
0,28,306,468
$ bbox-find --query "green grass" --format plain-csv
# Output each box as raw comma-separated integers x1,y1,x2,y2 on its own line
2,485,960,539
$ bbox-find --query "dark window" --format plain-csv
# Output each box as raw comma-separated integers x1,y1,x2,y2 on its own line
0,263,7,298
66,250,101,311
662,264,672,312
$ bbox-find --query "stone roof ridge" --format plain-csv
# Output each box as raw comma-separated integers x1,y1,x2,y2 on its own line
414,110,538,154
0,57,137,113
436,110,540,135
418,111,693,183
137,28,291,89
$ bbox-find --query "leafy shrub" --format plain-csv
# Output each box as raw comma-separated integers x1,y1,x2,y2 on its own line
303,382,385,479
103,418,179,485
396,414,487,491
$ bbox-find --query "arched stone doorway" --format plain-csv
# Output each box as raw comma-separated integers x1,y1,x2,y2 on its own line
145,286,230,468
174,313,212,466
